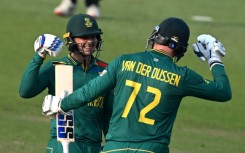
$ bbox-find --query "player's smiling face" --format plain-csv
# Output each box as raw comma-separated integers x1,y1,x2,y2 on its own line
74,35,97,55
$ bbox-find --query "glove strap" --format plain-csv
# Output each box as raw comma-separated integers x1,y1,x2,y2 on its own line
209,60,224,70
208,56,224,69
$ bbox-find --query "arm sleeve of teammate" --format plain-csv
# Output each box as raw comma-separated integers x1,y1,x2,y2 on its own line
61,56,120,111
183,65,232,102
19,53,53,98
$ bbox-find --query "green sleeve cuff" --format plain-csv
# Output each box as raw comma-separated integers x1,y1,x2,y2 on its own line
33,53,45,64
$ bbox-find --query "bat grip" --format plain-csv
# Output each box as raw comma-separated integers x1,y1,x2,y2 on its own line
62,141,70,153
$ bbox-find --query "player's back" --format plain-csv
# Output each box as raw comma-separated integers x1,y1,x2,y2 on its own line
106,50,187,145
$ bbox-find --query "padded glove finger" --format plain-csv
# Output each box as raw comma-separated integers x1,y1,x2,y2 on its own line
192,43,207,62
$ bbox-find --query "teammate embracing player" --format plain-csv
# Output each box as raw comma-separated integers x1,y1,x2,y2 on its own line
42,17,232,153
19,13,113,153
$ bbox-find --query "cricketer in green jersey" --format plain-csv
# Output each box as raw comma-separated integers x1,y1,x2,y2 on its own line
19,13,113,153
42,17,232,153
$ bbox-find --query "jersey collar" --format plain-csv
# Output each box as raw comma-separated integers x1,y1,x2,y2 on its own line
67,53,98,66
150,49,173,60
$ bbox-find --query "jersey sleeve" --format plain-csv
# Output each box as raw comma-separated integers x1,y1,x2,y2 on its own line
19,53,53,98
182,65,232,102
61,56,121,112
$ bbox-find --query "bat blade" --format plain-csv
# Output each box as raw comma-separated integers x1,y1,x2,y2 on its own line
55,65,74,153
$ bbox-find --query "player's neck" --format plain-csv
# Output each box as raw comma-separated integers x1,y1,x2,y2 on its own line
71,53,92,65
153,44,174,57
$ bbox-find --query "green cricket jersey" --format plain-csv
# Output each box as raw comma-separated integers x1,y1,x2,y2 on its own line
60,50,232,146
19,53,113,143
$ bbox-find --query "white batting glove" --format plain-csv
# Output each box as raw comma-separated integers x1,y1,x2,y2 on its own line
42,95,61,118
34,34,63,57
42,91,70,118
192,34,226,69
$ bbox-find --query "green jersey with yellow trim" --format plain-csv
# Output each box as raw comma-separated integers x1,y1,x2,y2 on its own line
20,53,113,144
61,50,231,145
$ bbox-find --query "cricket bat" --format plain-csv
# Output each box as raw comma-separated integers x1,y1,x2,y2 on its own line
55,64,74,153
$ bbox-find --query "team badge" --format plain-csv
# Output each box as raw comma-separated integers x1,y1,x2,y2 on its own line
84,17,93,27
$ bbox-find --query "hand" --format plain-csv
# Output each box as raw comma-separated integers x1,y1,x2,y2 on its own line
42,95,61,118
42,91,70,118
34,34,63,58
192,34,226,68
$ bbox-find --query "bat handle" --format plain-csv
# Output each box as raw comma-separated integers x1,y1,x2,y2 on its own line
62,141,70,153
